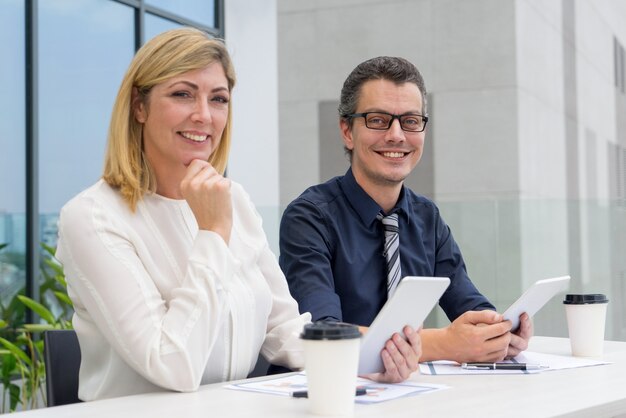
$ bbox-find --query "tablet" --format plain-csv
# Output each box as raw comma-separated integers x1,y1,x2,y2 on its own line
358,276,450,375
503,275,570,331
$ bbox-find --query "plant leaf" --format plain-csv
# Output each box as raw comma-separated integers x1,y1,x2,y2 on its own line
60,319,73,330
44,258,65,277
53,290,74,308
9,382,20,412
16,295,56,325
40,242,56,257
0,337,33,366
23,323,58,332
0,319,7,328
1,352,17,380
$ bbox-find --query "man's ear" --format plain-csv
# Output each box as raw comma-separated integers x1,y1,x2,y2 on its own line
339,118,354,151
132,87,147,123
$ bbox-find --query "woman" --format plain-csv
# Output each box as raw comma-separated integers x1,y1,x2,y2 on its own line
56,28,310,401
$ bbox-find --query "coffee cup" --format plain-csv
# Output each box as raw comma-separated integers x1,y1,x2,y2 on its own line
300,321,361,416
563,294,609,357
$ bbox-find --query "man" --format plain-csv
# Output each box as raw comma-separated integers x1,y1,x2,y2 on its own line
279,56,532,363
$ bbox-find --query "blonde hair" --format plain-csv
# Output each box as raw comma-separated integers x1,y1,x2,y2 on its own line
103,27,236,211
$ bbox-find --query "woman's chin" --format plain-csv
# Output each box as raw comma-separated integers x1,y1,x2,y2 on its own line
182,155,209,167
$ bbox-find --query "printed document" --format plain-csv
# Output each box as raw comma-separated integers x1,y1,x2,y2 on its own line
419,351,610,375
225,372,448,404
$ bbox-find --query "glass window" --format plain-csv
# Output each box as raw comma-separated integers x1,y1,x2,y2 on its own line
0,1,26,314
145,13,184,42
38,0,134,248
146,0,215,27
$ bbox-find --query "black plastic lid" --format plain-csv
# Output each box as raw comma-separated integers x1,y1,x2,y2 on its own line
563,294,608,305
300,321,362,340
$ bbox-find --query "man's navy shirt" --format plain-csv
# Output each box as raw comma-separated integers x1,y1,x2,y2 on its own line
279,168,494,326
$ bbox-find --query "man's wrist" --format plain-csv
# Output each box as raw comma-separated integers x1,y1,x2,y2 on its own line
419,327,451,362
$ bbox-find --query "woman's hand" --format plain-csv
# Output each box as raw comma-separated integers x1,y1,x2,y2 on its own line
180,159,232,244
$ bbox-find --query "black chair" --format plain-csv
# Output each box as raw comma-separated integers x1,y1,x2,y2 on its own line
247,354,292,378
248,353,270,378
43,329,82,407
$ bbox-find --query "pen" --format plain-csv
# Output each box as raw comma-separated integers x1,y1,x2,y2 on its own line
292,388,368,398
461,362,547,371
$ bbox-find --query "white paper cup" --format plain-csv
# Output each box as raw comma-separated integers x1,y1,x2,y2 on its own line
563,294,608,357
301,321,361,416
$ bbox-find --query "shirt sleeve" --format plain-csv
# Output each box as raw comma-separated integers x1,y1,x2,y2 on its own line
279,198,343,322
56,195,235,392
432,211,495,321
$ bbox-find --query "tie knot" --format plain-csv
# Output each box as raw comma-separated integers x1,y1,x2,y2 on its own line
377,212,399,227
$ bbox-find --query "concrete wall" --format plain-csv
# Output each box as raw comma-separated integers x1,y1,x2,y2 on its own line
278,0,436,208
225,0,281,251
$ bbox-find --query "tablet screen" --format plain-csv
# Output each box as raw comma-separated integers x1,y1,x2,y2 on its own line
358,276,450,375
503,275,570,331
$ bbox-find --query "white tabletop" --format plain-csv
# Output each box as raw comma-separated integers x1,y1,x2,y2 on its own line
13,336,626,418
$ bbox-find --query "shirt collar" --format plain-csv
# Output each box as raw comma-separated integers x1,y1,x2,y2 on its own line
339,167,410,227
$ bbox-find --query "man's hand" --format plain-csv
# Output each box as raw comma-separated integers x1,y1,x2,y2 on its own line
364,326,421,383
506,312,533,358
421,310,512,363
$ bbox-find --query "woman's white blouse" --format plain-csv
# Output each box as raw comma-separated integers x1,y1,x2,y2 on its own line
56,179,310,401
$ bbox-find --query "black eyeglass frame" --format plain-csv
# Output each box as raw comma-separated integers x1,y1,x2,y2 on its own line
343,111,429,132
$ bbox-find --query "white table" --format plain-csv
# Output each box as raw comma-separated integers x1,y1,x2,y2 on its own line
13,337,626,417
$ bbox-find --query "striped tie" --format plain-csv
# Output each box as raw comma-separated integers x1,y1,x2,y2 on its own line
377,212,402,297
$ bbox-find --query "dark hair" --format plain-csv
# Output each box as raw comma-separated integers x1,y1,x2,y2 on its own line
338,56,427,118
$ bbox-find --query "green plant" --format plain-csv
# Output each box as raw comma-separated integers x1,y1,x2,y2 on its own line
0,243,73,412
0,325,45,411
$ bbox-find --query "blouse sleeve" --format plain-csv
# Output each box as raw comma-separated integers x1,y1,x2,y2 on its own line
233,186,311,369
256,243,311,369
56,193,235,392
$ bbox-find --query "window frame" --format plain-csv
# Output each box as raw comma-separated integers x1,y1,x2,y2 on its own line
21,0,223,323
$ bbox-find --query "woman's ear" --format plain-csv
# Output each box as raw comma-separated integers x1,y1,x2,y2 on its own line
132,87,147,123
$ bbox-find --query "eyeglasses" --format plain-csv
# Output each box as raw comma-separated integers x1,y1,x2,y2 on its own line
344,112,429,132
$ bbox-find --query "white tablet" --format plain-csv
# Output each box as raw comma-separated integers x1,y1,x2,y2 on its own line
503,275,570,331
358,276,450,375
